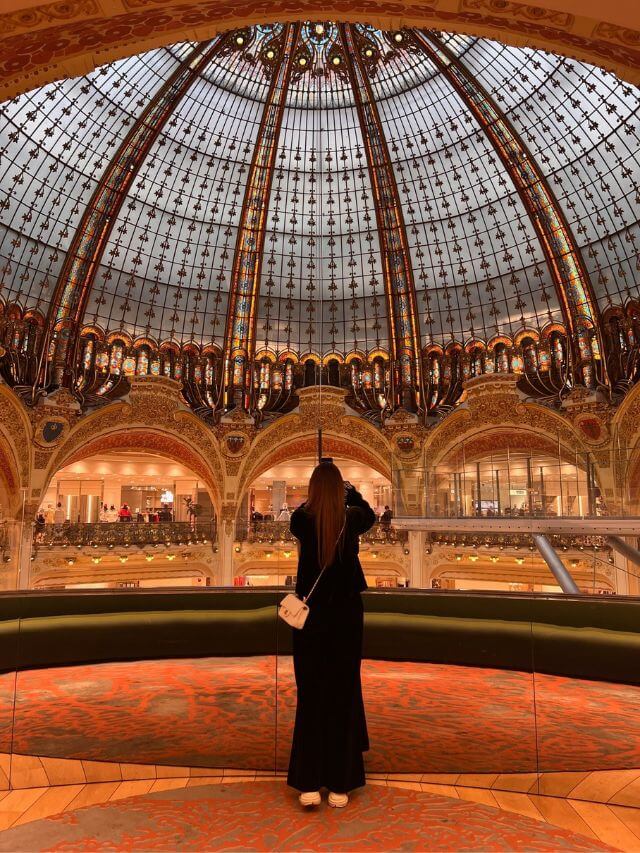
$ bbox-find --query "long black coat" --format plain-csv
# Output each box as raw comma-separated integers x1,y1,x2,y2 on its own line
287,489,376,794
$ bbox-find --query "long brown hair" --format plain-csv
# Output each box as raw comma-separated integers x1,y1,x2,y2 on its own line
305,462,345,568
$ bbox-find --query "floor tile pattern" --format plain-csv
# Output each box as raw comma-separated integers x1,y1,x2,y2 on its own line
0,781,614,852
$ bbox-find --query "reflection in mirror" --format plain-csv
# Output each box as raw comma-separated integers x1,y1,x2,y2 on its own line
277,592,538,782
532,596,640,806
0,601,18,791
10,592,278,788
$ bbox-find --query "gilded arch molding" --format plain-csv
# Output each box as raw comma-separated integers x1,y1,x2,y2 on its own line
43,379,225,509
424,388,589,468
0,385,33,513
235,395,392,498
1,1,639,104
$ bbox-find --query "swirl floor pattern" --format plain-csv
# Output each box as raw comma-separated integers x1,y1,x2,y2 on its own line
0,781,614,852
2,656,639,774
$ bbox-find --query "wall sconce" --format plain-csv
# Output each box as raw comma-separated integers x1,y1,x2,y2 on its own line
468,554,478,562
283,551,292,559
234,545,241,553
264,550,273,558
119,555,128,564
166,554,176,561
515,557,525,565
403,548,410,555
66,557,75,565
91,556,101,565
490,556,499,563
371,551,378,559
455,554,462,562
145,554,154,562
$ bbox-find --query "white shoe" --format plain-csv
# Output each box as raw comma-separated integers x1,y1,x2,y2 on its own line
328,792,349,808
299,791,321,807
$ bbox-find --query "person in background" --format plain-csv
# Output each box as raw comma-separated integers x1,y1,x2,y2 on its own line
380,505,392,530
106,504,118,523
118,503,132,522
53,502,65,528
35,511,46,543
99,504,109,523
277,504,291,521
44,504,54,524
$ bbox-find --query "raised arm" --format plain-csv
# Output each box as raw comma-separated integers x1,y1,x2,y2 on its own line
345,486,376,535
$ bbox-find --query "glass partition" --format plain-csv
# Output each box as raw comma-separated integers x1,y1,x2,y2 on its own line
531,596,640,803
9,591,278,788
0,598,19,792
393,448,636,520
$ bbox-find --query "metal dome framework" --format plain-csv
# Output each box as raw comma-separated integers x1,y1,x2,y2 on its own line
0,22,638,422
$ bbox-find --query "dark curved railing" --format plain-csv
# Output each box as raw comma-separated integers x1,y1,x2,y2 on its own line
32,521,216,548
243,521,407,545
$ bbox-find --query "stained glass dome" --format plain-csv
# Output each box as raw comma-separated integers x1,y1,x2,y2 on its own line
0,23,638,416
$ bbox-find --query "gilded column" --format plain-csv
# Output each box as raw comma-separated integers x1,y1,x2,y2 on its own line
412,30,606,388
45,37,229,386
340,24,423,413
221,24,301,411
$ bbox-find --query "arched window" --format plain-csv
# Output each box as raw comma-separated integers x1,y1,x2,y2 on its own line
304,359,316,387
136,348,149,376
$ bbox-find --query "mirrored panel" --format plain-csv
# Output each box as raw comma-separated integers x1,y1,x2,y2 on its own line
532,595,640,806
0,598,19,791
10,590,278,788
276,590,538,788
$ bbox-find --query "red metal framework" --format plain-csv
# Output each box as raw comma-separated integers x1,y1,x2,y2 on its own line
221,24,301,411
43,37,230,388
339,24,424,412
411,30,607,390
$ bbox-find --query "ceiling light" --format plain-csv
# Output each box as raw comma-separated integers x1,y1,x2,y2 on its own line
394,32,404,43
332,56,341,66
298,56,308,67
266,49,275,60
364,47,374,58
235,35,245,46
315,23,324,35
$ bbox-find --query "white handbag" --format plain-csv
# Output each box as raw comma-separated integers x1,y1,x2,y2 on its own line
279,519,345,629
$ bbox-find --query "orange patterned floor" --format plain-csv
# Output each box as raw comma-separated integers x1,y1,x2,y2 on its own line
0,781,615,852
2,657,639,774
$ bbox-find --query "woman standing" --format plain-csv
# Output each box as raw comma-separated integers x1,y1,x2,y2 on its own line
287,461,375,808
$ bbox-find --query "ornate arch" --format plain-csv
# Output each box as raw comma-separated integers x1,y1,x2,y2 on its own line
0,384,32,515
235,389,392,498
612,383,640,507
1,1,639,103
44,378,224,511
425,376,588,468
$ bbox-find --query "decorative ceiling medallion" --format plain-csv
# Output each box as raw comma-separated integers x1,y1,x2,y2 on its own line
225,433,247,455
395,433,416,454
34,416,68,448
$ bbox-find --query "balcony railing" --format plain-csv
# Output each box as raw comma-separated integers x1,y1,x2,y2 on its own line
427,532,611,552
33,521,216,548
242,521,406,545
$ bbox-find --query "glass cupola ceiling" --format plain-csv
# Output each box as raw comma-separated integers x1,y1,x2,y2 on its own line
0,23,638,360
